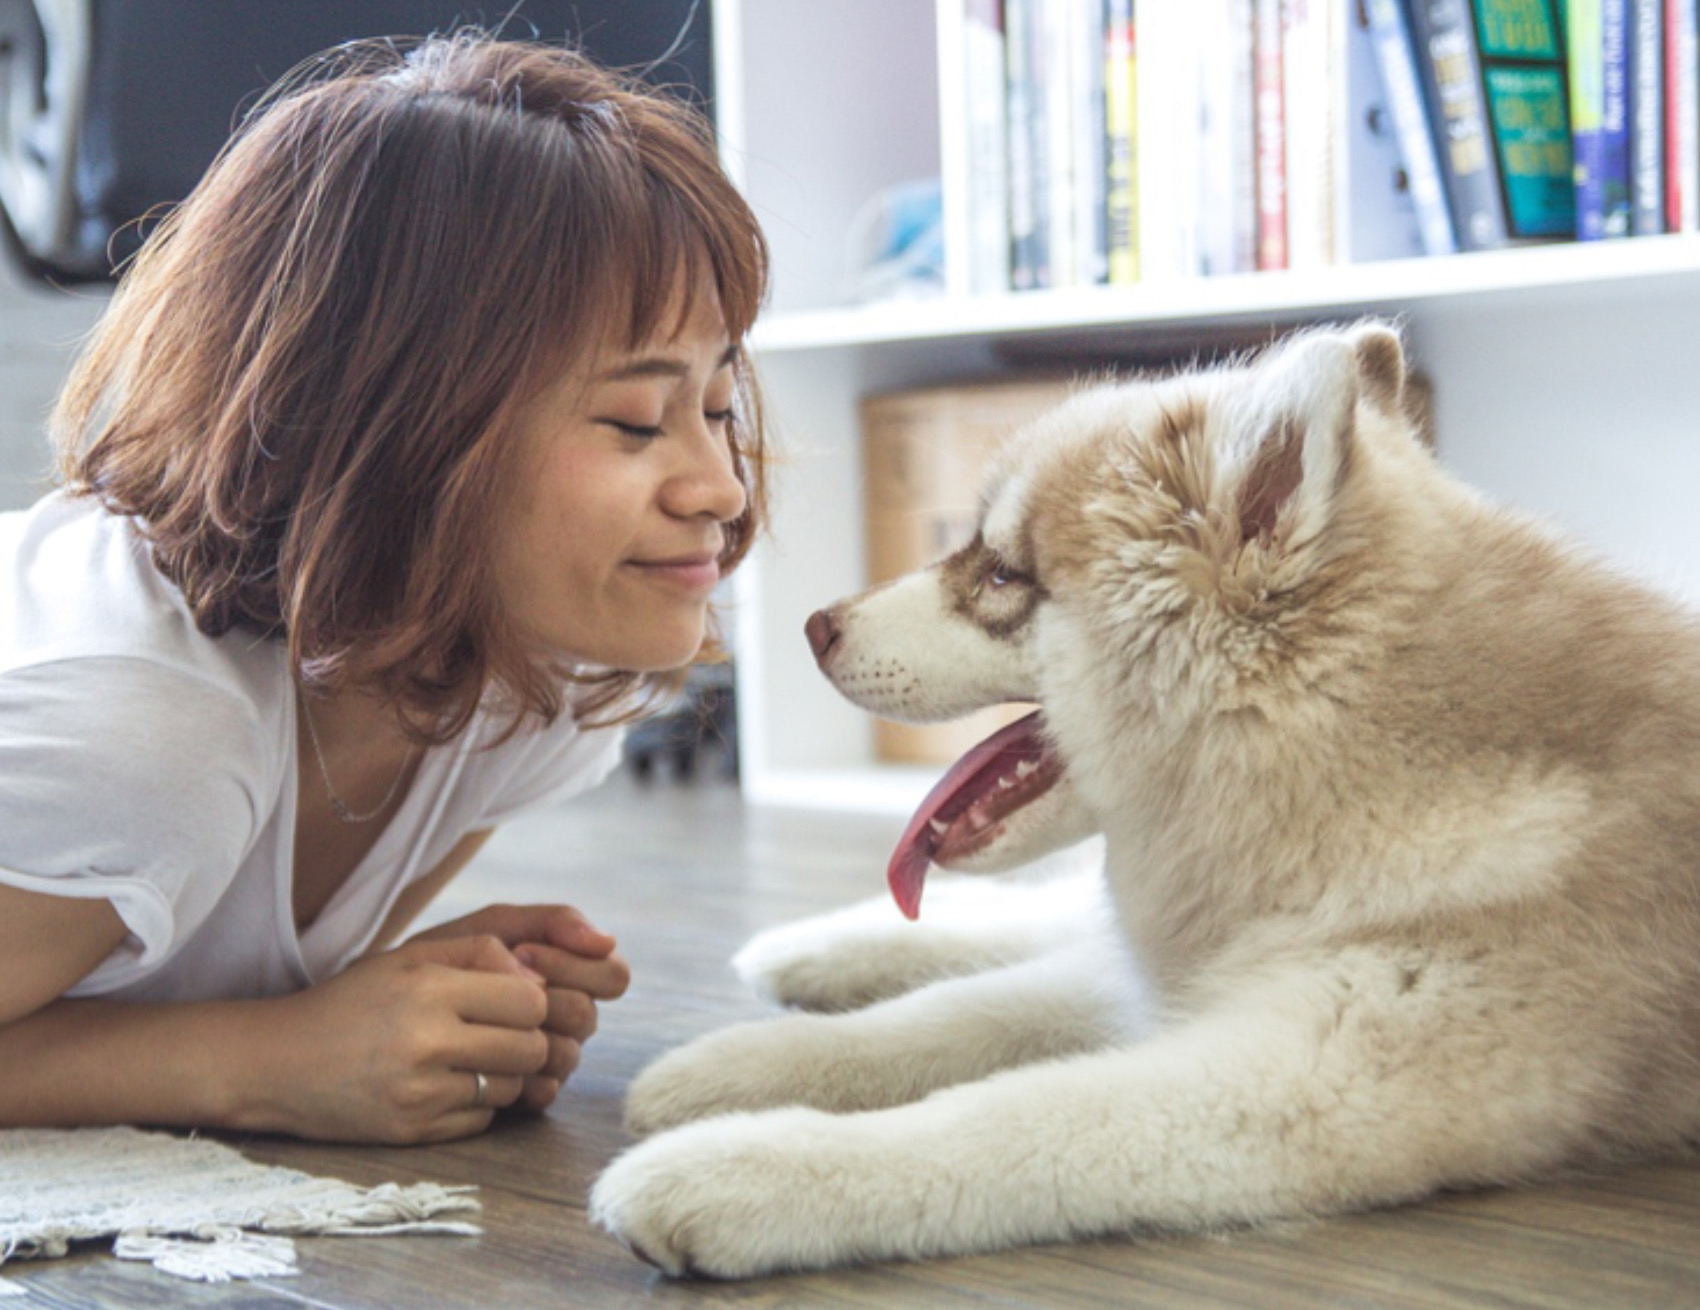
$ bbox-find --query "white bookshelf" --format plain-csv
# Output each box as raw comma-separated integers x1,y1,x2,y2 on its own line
716,0,1700,813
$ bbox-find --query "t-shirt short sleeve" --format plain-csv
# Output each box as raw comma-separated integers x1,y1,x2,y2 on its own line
0,658,268,987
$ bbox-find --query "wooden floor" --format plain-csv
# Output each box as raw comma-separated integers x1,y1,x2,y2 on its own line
11,768,1700,1308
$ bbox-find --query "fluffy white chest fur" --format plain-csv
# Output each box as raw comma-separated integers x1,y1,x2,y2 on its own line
589,323,1700,1278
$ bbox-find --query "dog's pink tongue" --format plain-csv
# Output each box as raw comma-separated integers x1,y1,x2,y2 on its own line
887,710,1051,920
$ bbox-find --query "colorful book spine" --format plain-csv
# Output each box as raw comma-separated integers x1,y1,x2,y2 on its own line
1629,0,1665,233
1254,0,1289,269
1600,0,1635,235
1367,0,1460,253
1568,0,1608,238
1407,0,1509,248
1472,0,1576,238
1104,0,1139,283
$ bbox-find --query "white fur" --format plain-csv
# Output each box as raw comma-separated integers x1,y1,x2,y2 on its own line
590,325,1700,1277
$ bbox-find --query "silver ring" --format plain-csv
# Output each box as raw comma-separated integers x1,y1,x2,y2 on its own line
471,1071,490,1109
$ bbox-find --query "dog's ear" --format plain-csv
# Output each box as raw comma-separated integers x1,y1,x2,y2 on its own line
1231,325,1401,547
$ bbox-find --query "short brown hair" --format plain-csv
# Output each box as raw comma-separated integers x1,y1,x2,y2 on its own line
53,31,770,742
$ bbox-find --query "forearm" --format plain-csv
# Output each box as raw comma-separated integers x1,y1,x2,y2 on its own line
0,996,287,1133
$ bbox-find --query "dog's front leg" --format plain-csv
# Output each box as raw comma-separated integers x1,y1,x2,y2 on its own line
594,949,1593,1277
623,935,1142,1134
734,863,1107,1013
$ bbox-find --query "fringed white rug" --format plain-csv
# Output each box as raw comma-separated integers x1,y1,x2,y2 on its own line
0,1126,480,1294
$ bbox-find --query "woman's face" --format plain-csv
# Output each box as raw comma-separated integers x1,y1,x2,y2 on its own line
496,293,747,672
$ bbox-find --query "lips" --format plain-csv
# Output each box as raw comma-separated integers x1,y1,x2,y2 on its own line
628,551,722,592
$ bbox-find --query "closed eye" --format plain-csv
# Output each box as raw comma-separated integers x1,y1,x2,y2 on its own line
601,420,664,440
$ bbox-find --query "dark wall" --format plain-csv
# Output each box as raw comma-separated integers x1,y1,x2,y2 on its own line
29,0,715,277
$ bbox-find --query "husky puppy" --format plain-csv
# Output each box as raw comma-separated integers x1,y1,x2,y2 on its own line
590,323,1700,1277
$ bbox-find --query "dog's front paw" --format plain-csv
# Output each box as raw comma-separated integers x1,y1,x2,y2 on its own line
733,910,915,1012
590,1110,896,1278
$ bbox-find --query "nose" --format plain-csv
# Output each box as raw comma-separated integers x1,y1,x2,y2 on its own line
805,607,841,668
667,430,748,524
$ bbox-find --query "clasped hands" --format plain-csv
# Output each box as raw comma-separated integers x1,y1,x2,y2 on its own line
276,904,629,1143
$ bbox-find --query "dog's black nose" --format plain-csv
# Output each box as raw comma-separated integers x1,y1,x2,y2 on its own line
804,609,841,667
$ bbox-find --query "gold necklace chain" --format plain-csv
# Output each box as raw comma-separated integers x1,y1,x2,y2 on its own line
298,692,415,824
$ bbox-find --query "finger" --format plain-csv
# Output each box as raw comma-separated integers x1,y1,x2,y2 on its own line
441,969,550,1030
514,1074,563,1115
448,1068,527,1113
448,904,617,958
453,1022,552,1079
404,933,545,985
513,945,631,1000
538,1031,585,1084
543,987,599,1044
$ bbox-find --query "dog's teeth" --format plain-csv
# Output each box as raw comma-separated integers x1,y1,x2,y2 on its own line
929,819,950,837
1015,760,1038,779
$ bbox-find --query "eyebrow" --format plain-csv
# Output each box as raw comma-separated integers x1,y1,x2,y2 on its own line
594,344,740,383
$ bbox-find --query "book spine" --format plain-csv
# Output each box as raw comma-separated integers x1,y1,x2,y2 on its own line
1230,0,1262,269
1105,0,1139,282
1283,0,1337,268
1255,0,1290,268
1041,1,1079,286
963,0,1011,294
1601,0,1635,234
1004,0,1042,289
1407,0,1509,248
1568,0,1608,238
1069,0,1108,286
1367,0,1460,252
1672,0,1700,230
1630,0,1666,232
1472,0,1576,239
1197,0,1260,274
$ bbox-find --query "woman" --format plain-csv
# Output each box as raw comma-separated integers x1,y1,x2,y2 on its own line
0,31,769,1144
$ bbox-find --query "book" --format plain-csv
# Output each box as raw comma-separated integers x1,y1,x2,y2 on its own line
1198,0,1260,274
1060,0,1109,287
1630,0,1666,233
1670,0,1700,229
1004,0,1044,289
1365,0,1460,254
963,0,1012,294
1254,0,1290,268
1569,0,1608,237
1136,0,1204,279
1473,0,1577,238
1601,0,1636,234
1407,0,1509,248
1283,0,1341,268
1105,0,1140,282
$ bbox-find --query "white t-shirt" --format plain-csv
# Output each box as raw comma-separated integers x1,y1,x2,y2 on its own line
0,493,624,1003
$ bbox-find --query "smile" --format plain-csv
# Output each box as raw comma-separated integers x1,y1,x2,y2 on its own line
627,555,722,593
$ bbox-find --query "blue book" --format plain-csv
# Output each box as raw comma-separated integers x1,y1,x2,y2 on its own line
1600,0,1634,235
1569,0,1607,239
1367,0,1460,253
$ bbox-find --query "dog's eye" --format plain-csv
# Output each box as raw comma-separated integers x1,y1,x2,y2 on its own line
986,559,1032,590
